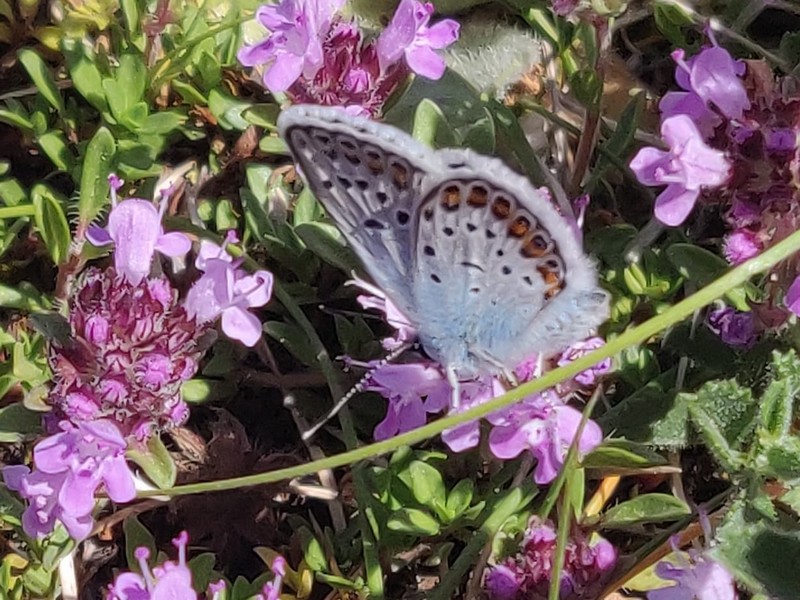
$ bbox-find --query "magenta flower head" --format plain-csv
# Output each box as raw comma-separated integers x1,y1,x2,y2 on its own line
707,306,756,349
485,516,616,599
376,0,460,80
184,237,273,347
237,0,345,92
723,229,761,264
87,175,191,286
49,267,208,439
3,420,135,540
108,531,197,600
630,114,731,226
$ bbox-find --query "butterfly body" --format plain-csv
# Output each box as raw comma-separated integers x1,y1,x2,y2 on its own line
278,105,609,384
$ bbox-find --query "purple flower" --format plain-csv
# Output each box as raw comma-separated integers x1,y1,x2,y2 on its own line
184,238,273,347
237,0,345,93
4,420,135,540
648,553,737,600
487,393,602,484
108,532,197,600
376,0,460,80
707,306,756,349
49,267,206,438
672,47,750,121
354,276,417,351
485,517,616,599
660,91,722,139
557,337,611,387
367,362,450,440
87,176,191,286
551,0,580,16
786,275,800,316
723,229,761,264
260,556,287,600
630,114,731,226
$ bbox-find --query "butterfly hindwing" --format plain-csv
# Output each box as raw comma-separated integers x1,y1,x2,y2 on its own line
278,105,440,319
413,150,608,377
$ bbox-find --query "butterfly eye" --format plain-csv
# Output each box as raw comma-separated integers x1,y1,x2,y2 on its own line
492,196,511,218
467,185,489,206
441,185,461,210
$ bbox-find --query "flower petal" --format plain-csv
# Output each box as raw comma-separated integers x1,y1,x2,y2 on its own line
221,306,263,346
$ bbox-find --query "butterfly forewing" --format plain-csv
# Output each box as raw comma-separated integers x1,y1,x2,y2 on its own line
278,105,439,318
413,150,608,378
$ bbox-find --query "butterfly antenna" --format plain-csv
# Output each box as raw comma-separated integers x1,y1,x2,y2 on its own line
301,343,412,441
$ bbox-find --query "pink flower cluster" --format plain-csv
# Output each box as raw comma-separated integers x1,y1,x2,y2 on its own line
4,177,273,542
4,420,135,540
108,532,287,600
238,0,460,116
484,516,616,599
631,34,800,335
356,283,610,485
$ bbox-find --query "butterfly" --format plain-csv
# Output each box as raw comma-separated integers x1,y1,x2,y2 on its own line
278,104,609,396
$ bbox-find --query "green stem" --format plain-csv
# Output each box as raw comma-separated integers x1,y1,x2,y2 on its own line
0,204,35,219
549,478,574,600
139,227,800,498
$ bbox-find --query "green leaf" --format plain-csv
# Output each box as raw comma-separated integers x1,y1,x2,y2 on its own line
384,69,495,154
297,527,327,572
78,126,115,224
762,437,800,480
698,378,757,446
18,49,64,114
208,89,251,131
653,0,694,48
445,479,474,520
687,400,745,473
0,107,34,131
602,493,690,528
387,508,441,536
243,104,280,130
716,498,800,598
581,440,668,471
31,183,71,265
127,435,177,489
36,131,73,172
759,350,800,438
188,553,217,592
0,281,46,310
264,321,317,366
293,187,323,226
0,178,28,206
592,93,643,180
294,222,360,273
412,98,447,146
0,403,42,443
123,516,157,570
407,460,447,511
63,40,108,112
138,111,187,135
598,368,689,447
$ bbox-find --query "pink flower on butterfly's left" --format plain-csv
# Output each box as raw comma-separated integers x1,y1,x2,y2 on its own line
184,234,273,347
87,175,190,285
